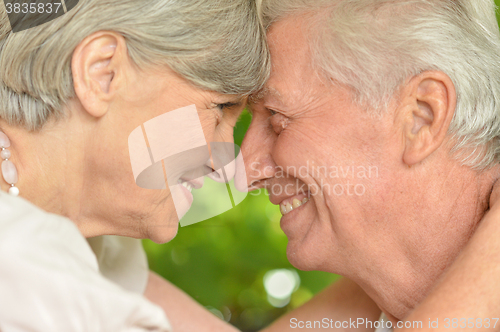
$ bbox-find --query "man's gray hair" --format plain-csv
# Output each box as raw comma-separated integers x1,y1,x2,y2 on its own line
0,0,270,130
261,0,500,169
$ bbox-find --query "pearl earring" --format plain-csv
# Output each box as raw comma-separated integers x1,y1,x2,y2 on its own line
0,131,19,196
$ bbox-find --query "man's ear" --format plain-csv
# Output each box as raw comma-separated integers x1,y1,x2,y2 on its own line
401,71,457,166
72,31,128,118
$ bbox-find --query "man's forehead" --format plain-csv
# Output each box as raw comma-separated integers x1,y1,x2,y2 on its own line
260,17,322,105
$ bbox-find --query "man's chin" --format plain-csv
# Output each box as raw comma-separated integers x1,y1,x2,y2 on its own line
285,241,324,271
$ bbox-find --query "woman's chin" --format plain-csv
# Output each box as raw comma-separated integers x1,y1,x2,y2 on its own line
168,184,194,220
148,222,179,244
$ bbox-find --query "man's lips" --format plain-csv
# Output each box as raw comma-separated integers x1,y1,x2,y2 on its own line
248,180,312,215
274,192,311,216
248,179,266,193
268,191,307,205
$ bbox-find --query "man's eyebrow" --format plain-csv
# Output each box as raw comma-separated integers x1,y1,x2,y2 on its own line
247,87,284,116
249,87,283,105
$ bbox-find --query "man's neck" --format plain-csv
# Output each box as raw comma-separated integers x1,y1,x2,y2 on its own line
359,163,500,320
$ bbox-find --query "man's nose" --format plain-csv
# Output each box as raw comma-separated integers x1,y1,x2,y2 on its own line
237,117,277,190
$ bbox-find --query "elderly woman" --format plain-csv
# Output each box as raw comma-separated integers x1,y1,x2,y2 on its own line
0,0,268,331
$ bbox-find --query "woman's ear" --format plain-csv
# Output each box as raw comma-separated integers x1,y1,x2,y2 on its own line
71,31,129,118
399,71,457,166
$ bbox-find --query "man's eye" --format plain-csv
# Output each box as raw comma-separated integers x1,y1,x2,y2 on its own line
268,109,278,116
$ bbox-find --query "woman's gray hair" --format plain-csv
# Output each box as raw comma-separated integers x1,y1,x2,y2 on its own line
0,0,270,130
261,0,500,169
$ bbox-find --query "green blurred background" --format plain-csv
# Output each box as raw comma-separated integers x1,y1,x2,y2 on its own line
144,4,500,331
144,109,339,331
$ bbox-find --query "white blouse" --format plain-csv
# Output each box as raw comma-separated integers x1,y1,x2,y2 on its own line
375,313,394,332
0,191,172,332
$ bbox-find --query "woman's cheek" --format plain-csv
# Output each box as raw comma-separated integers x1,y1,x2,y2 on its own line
217,120,238,142
198,114,219,142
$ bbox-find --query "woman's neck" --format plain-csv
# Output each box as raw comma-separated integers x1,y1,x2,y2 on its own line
0,117,87,218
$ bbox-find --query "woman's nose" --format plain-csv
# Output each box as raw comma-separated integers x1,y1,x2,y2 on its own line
206,142,237,183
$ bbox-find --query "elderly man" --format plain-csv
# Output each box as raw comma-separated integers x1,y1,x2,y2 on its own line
240,0,500,328
115,1,500,330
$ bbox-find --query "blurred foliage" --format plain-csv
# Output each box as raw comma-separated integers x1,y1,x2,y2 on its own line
145,4,500,330
144,110,339,331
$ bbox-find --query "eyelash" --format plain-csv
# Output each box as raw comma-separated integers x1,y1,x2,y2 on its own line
217,102,238,111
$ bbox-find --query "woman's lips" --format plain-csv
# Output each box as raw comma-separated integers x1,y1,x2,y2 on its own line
179,175,204,188
176,177,205,208
179,181,194,206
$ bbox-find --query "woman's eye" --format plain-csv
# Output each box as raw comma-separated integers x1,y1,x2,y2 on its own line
217,102,238,112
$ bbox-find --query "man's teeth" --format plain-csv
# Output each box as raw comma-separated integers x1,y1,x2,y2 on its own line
280,197,309,215
180,181,194,192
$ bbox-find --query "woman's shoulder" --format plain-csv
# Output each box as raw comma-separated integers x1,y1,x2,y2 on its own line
0,191,100,277
0,192,91,256
88,235,150,294
0,192,172,332
0,192,150,295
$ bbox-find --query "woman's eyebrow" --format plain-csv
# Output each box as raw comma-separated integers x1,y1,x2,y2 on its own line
221,95,246,106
